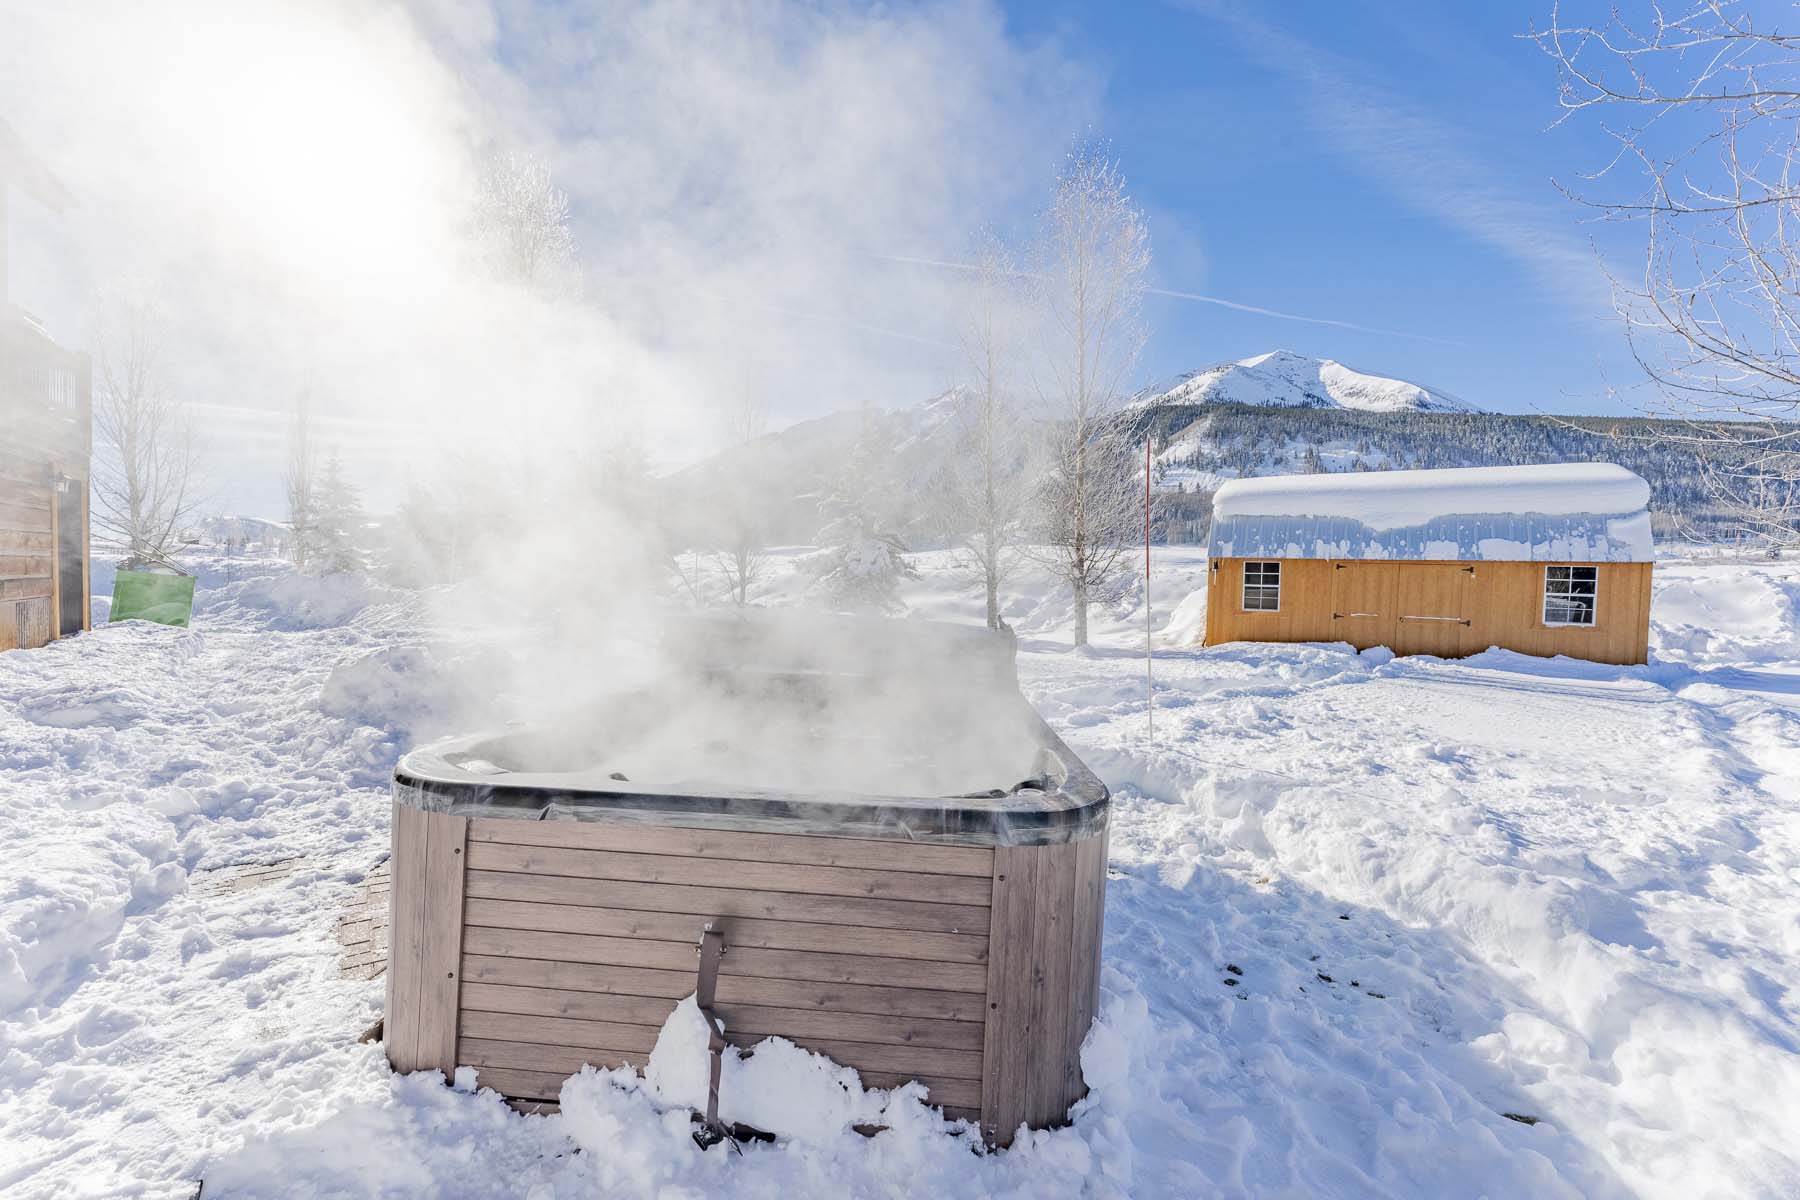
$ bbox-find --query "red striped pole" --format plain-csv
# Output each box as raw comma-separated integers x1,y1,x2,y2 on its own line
1145,436,1154,743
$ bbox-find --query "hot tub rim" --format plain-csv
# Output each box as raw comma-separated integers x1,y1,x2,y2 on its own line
393,711,1108,849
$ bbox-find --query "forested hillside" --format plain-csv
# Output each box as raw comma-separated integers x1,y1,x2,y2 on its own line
1121,402,1785,543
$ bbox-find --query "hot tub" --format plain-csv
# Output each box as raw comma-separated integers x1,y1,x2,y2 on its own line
384,617,1108,1147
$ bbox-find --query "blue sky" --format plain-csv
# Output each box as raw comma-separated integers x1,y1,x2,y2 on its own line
4,0,1663,517
999,0,1644,415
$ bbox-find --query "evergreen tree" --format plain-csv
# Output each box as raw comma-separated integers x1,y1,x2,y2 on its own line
311,452,368,574
807,415,916,613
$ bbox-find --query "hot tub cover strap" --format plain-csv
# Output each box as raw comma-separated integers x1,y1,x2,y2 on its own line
692,923,728,1149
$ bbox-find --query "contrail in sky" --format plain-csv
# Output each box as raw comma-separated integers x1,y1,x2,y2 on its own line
869,252,1467,347
684,287,953,349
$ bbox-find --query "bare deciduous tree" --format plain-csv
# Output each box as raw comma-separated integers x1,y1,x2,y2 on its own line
475,150,578,296
285,390,316,567
1030,146,1152,645
715,395,769,605
91,285,206,562
1530,1,1800,547
939,234,1033,630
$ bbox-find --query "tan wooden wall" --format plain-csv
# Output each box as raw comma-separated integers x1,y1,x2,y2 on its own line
386,805,1107,1145
1205,557,1652,665
0,447,62,651
2,320,90,651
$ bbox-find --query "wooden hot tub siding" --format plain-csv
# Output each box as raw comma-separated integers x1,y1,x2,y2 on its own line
386,804,1106,1145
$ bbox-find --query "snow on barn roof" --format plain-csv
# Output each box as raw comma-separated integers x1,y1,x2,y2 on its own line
1208,463,1654,563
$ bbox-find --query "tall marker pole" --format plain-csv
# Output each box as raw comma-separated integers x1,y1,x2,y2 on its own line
1145,437,1154,743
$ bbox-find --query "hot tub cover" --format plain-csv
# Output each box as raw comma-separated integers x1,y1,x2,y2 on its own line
394,614,1108,848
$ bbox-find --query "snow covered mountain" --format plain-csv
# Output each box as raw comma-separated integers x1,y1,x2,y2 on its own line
668,351,1756,545
1135,350,1481,414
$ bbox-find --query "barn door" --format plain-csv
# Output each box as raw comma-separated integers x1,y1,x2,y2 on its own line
1329,562,1396,650
1392,564,1476,657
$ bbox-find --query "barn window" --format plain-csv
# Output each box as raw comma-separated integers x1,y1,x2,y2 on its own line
1242,561,1281,612
1543,565,1598,626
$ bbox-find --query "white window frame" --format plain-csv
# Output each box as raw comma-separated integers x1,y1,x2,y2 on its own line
1242,561,1281,613
1542,565,1599,627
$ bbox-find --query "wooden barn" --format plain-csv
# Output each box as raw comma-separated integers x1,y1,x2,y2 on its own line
1203,463,1655,665
1,121,91,651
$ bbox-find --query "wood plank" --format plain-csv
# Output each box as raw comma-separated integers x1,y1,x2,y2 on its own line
460,1038,643,1078
461,926,987,994
470,817,994,877
462,981,680,1027
717,1003,984,1052
459,982,983,1052
0,485,50,510
465,840,992,907
460,1065,565,1101
0,498,51,529
47,481,58,642
385,802,430,1071
461,955,988,1022
980,844,1038,1147
460,1010,660,1054
413,811,471,1074
463,898,989,964
0,577,52,601
722,1032,981,1081
460,1021,986,1086
854,1071,982,1110
0,553,51,576
464,869,988,935
1025,841,1077,1129
0,530,52,552
469,1057,982,1113
1064,831,1107,1106
462,1065,572,1102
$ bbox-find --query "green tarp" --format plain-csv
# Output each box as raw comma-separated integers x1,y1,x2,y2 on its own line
110,570,196,627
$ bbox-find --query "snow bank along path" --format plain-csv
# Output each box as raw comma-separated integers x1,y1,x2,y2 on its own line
1,550,1798,1197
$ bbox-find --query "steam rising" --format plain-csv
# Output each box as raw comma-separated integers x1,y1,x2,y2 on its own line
5,0,1094,466
3,1,1104,752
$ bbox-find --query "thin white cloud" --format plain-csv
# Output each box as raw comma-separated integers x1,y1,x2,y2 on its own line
1174,1,1608,311
5,1,1096,475
869,252,1465,346
1147,287,1466,346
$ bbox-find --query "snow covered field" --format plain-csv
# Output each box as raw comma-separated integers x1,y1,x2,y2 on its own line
3,548,1798,1198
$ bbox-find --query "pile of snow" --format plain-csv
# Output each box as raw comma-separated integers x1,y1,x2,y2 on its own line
1209,463,1655,562
1650,568,1800,665
1212,462,1651,528
1137,350,1480,414
204,993,1138,1196
216,570,399,631
5,550,1800,1198
1155,585,1208,648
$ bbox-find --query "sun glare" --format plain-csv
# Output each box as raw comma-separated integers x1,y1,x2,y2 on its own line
176,14,460,307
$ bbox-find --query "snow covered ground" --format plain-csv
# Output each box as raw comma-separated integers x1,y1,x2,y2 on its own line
2,547,1798,1198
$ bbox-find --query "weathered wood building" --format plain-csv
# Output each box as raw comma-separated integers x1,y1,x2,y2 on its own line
1,121,90,651
1203,463,1655,665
